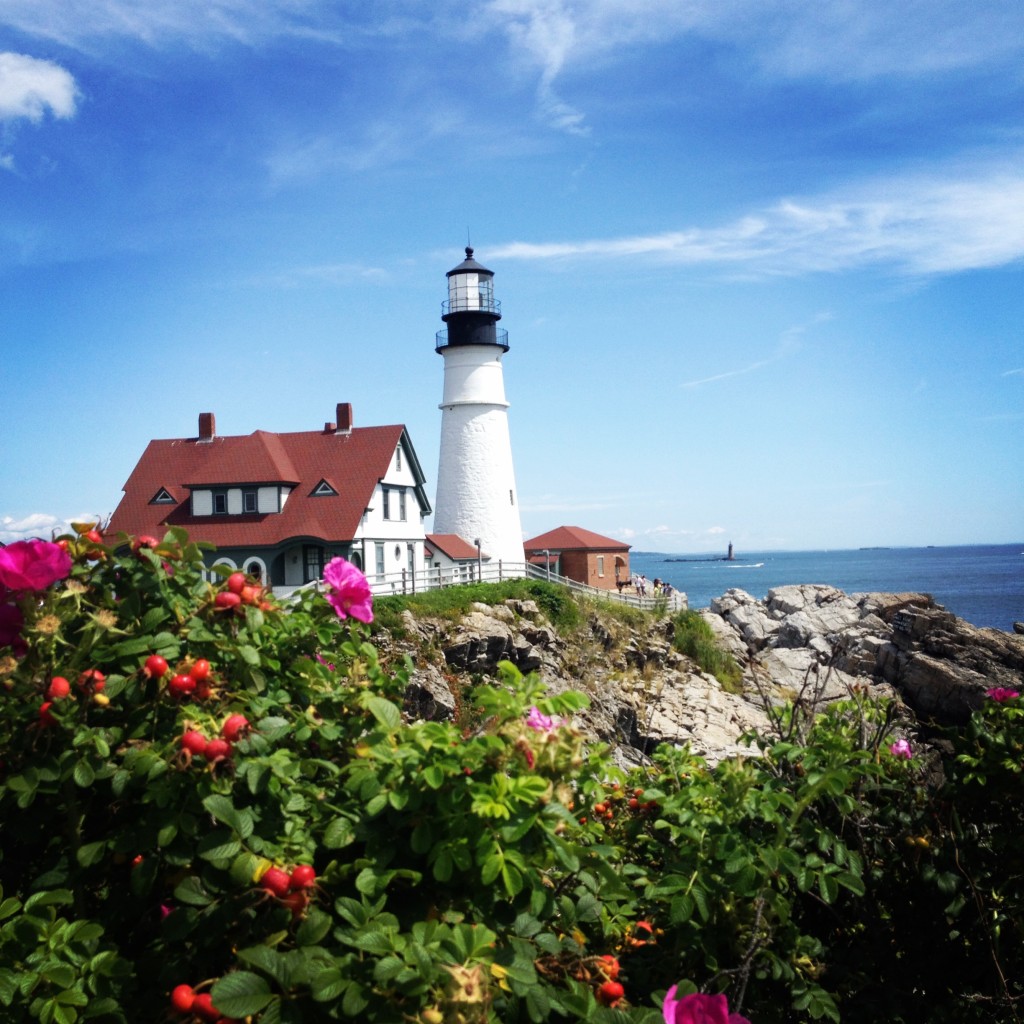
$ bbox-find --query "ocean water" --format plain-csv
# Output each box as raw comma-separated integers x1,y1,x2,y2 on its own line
628,544,1024,632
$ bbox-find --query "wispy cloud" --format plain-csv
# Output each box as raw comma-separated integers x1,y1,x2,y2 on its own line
0,52,78,123
492,159,1024,277
0,512,94,543
681,312,831,388
7,2,1020,135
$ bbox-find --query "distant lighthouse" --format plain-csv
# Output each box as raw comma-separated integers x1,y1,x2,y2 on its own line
432,247,526,569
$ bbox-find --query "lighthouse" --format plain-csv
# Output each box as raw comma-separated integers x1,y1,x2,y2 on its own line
432,247,526,570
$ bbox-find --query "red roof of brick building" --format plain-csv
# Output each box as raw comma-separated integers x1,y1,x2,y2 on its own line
523,526,630,553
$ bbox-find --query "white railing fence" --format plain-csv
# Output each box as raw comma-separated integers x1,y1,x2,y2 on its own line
282,560,687,613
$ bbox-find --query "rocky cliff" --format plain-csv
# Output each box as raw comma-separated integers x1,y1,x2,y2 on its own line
381,586,1024,766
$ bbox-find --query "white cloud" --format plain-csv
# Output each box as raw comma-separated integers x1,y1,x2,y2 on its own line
492,159,1024,277
0,512,89,543
0,52,78,122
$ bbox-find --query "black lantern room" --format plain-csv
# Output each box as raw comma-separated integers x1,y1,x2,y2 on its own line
435,247,509,352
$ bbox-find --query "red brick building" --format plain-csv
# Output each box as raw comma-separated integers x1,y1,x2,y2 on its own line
523,526,631,592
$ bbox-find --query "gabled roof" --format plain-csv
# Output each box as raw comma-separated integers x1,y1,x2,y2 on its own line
425,533,489,561
108,418,430,549
523,526,631,553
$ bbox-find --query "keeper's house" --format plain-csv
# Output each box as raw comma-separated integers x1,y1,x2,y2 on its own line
523,526,631,592
106,404,430,591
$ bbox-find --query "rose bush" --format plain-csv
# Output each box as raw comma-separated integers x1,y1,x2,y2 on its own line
0,527,1020,1023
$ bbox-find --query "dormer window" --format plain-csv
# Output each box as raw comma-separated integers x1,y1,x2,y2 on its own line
213,492,227,515
151,488,175,505
311,480,338,497
243,490,257,513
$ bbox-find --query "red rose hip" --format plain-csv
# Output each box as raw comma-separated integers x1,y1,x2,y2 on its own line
289,864,317,890
260,866,292,898
596,980,625,1006
221,714,249,742
203,738,231,762
144,654,169,679
168,674,196,699
47,676,71,699
181,731,208,756
170,983,195,1013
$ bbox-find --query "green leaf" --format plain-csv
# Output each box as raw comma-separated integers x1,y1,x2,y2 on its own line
72,760,95,788
24,890,73,913
0,897,22,922
197,830,241,864
173,875,213,907
373,956,405,983
238,644,261,666
202,794,254,838
350,930,397,955
295,909,332,947
342,982,369,1016
210,971,274,1017
236,946,293,989
310,969,347,1002
818,872,839,905
364,696,401,732
323,817,355,849
76,841,107,868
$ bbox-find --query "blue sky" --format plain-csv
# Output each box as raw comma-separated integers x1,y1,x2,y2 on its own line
1,0,1022,554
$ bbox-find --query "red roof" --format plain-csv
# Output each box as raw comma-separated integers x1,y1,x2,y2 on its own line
107,421,420,549
425,533,489,561
523,526,630,553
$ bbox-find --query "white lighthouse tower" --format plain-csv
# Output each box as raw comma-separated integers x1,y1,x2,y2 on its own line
433,247,526,570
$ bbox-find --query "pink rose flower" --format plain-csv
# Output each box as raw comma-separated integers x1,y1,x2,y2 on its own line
889,738,913,760
322,557,373,623
525,706,559,732
662,987,751,1024
0,540,72,592
986,687,1020,703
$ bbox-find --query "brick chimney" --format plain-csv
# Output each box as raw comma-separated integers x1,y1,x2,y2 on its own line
336,403,353,434
198,412,216,441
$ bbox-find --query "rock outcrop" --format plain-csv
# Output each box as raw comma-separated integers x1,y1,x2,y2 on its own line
386,586,1024,766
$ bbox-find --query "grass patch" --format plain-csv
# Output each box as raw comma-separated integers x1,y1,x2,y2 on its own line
371,579,583,637
671,609,744,693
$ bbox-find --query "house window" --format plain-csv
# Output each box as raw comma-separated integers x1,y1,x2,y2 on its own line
213,492,227,515
395,446,402,471
312,480,337,497
382,487,392,520
597,556,605,577
303,545,325,583
151,488,175,505
407,543,415,573
398,488,407,521
243,490,257,513
375,542,385,579
246,561,263,583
